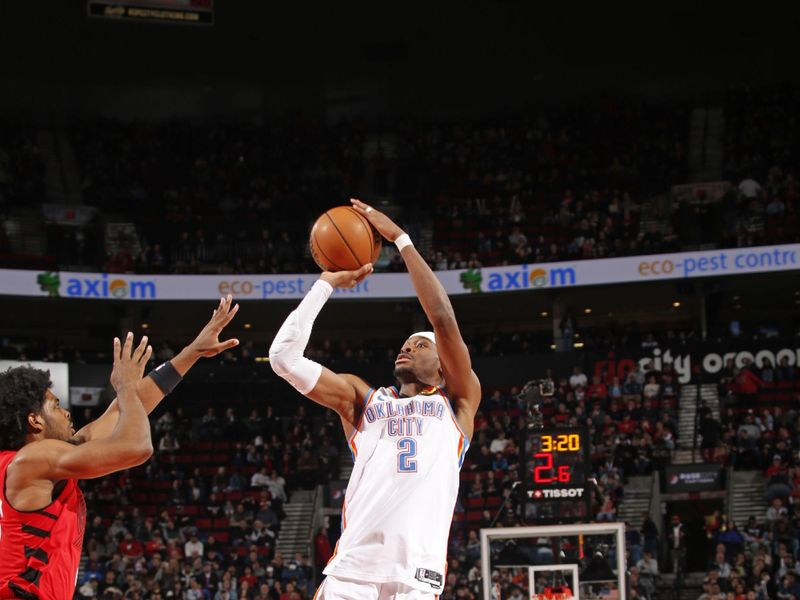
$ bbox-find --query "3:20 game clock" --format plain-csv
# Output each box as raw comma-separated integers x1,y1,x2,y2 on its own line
520,427,591,523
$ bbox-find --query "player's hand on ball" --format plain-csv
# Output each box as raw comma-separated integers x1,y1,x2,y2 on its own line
350,198,405,242
188,294,241,357
321,263,373,289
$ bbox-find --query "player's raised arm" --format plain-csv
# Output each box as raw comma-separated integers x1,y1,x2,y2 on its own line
73,295,240,444
12,333,155,486
350,199,481,433
268,266,373,437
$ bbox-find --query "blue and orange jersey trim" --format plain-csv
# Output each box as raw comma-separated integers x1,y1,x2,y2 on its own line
437,387,470,469
347,387,377,460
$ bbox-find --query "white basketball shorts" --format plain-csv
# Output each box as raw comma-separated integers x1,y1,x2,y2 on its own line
314,575,438,600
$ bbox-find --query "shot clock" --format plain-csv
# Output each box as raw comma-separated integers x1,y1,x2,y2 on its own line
520,427,591,523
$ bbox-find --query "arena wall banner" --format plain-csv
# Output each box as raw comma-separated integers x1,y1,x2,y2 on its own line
452,242,799,295
87,0,214,25
0,243,797,301
590,341,800,385
664,464,724,493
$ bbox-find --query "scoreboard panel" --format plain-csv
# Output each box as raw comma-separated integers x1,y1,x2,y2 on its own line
520,427,591,523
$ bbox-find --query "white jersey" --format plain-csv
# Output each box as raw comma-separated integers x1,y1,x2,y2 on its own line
324,385,469,594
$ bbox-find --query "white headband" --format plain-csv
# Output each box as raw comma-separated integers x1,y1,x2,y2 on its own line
409,331,436,345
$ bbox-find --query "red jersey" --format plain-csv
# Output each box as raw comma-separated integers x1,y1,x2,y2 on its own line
0,450,86,600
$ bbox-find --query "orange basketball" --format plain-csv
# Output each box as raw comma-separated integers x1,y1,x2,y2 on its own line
309,206,382,272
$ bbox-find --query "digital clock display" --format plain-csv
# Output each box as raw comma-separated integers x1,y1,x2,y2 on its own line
540,433,582,453
521,427,590,523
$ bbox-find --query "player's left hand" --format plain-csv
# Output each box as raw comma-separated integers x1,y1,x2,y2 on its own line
187,295,240,357
350,198,405,242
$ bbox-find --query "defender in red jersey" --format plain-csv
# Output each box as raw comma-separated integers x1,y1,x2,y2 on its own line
0,296,239,600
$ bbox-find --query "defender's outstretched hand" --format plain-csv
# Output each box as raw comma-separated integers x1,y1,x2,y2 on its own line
187,294,241,357
350,198,405,242
110,333,152,392
71,296,241,445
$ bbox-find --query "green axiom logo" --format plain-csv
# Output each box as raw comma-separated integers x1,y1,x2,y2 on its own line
37,272,61,297
36,272,157,299
459,269,483,293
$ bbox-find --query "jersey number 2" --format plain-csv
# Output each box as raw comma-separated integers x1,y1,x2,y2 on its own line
397,438,418,472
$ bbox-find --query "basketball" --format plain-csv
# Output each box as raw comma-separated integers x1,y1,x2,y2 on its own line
309,206,382,272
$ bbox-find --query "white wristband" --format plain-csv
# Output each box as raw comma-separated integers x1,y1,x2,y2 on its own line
395,233,413,252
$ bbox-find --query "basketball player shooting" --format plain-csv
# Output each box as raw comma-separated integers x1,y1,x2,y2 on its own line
0,296,239,600
269,199,482,599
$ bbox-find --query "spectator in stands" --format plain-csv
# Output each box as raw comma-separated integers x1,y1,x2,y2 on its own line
489,430,510,454
735,361,765,407
108,515,129,540
734,424,761,469
251,467,270,489
660,373,677,405
756,409,775,436
255,500,279,533
608,376,622,401
765,456,792,501
247,519,274,548
718,522,745,557
227,470,247,492
78,578,99,598
492,452,508,471
222,407,240,440
184,534,204,559
581,551,616,581
710,549,731,578
778,571,800,599
777,356,796,382
699,407,722,463
642,376,660,400
184,577,203,600
119,532,144,560
158,431,181,453
629,566,653,599
264,470,287,503
569,366,588,389
667,515,686,575
767,498,788,523
314,528,332,579
201,407,221,438
622,372,643,401
739,410,762,439
738,176,763,200
155,410,175,436
637,549,659,578
588,375,608,402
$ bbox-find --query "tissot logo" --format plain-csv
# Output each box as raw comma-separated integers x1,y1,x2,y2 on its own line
528,488,585,499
